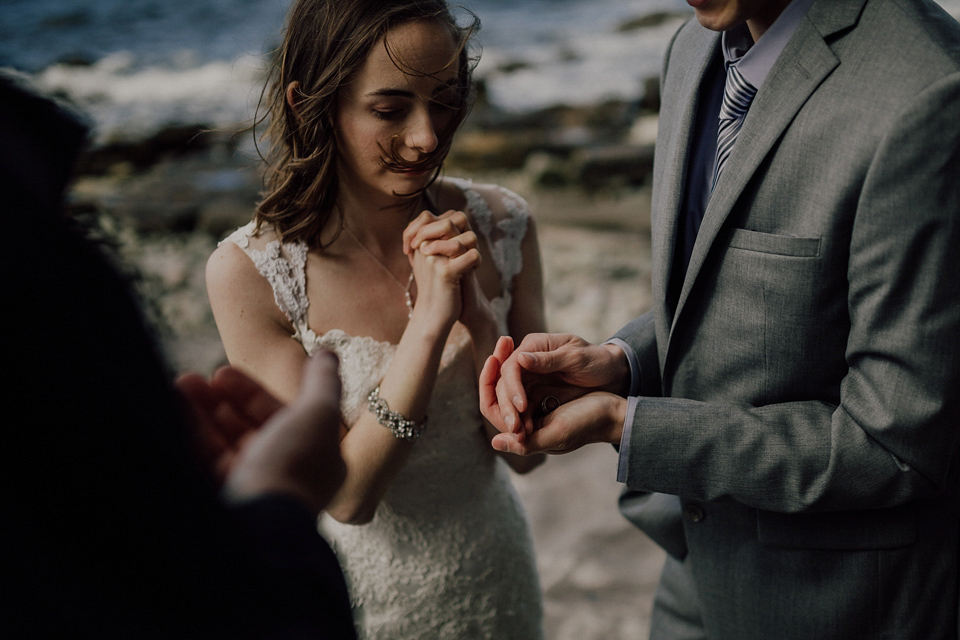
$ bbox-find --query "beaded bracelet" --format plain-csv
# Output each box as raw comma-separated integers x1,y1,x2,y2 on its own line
366,386,426,441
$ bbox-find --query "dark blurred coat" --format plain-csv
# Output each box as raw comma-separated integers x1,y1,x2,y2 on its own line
0,72,355,639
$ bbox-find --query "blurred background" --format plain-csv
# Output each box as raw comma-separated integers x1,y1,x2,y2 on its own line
4,1,958,637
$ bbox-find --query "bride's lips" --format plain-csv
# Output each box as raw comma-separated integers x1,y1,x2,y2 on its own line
686,0,710,7
395,167,430,177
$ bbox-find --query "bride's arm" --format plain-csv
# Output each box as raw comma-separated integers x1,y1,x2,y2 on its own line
333,227,492,523
206,242,312,404
407,196,548,475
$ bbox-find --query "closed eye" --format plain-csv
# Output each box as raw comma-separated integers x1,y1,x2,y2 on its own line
373,108,405,121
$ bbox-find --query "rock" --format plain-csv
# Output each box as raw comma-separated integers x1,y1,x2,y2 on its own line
572,143,655,191
105,166,206,234
448,130,546,171
639,75,661,113
522,152,572,188
495,60,533,74
75,123,222,176
55,53,97,67
197,194,258,238
453,98,640,176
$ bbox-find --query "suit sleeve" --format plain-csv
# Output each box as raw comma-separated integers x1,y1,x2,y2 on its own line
619,72,960,513
612,310,662,397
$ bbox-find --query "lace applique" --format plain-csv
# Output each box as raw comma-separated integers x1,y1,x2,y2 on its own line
449,177,530,292
221,222,312,340
317,332,542,640
448,178,530,335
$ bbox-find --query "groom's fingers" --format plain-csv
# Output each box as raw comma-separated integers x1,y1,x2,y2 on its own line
517,349,567,374
491,429,556,456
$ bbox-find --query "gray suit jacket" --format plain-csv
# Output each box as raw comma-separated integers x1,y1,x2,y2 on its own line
615,0,960,638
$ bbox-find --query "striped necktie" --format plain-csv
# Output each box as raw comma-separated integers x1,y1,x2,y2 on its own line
712,62,757,190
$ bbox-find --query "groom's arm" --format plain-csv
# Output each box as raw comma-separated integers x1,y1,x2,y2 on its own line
609,316,688,558
607,312,661,483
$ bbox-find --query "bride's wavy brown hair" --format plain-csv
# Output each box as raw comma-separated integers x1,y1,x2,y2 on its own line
253,0,479,248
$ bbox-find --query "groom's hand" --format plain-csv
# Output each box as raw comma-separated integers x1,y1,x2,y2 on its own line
481,333,630,435
490,390,626,456
480,335,579,437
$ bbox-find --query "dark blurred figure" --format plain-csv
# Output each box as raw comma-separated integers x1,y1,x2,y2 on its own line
0,71,356,639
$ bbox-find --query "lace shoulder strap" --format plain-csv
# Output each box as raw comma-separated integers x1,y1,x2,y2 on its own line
220,222,311,332
448,177,530,296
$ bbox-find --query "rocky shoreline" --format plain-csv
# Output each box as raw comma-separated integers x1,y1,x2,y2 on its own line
66,74,664,639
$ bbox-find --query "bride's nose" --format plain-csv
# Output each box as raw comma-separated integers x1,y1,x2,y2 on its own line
404,107,439,155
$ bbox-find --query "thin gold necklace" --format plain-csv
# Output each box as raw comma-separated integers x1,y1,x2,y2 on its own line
344,225,414,318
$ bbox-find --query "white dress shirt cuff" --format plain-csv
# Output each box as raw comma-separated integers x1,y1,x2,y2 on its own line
603,337,641,397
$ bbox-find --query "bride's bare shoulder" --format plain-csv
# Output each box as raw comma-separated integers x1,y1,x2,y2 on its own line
206,231,286,327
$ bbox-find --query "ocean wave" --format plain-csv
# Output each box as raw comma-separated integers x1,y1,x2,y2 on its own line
478,13,686,111
32,51,268,143
19,0,960,141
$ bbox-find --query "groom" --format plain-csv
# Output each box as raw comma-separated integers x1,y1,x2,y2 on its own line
480,0,960,638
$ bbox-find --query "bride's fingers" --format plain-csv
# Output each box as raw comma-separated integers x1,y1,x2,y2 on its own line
436,209,469,229
418,231,478,258
479,354,506,431
445,247,481,276
408,210,470,249
493,334,515,363
402,209,438,256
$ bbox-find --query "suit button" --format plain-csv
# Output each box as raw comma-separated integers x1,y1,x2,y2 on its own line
683,504,705,523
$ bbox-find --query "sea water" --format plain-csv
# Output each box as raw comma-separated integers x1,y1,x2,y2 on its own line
2,0,958,143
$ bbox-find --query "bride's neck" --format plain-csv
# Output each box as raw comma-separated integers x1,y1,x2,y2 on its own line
336,193,425,255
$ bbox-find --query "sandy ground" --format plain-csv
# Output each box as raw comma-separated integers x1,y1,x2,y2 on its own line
514,445,665,640
514,185,665,640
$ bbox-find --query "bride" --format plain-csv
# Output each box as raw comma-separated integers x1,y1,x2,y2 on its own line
206,0,546,637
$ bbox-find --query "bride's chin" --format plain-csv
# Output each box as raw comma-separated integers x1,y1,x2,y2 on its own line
394,167,431,181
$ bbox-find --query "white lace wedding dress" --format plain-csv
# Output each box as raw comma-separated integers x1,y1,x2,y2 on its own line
223,178,544,639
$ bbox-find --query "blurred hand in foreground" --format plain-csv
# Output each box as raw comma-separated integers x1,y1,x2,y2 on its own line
176,350,346,515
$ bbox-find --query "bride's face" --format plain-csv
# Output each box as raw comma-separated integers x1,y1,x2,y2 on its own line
336,20,460,205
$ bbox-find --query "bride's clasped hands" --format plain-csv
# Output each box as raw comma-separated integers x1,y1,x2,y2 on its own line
403,208,500,367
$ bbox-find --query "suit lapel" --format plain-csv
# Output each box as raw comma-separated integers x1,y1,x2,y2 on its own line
653,29,720,331
667,1,865,340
